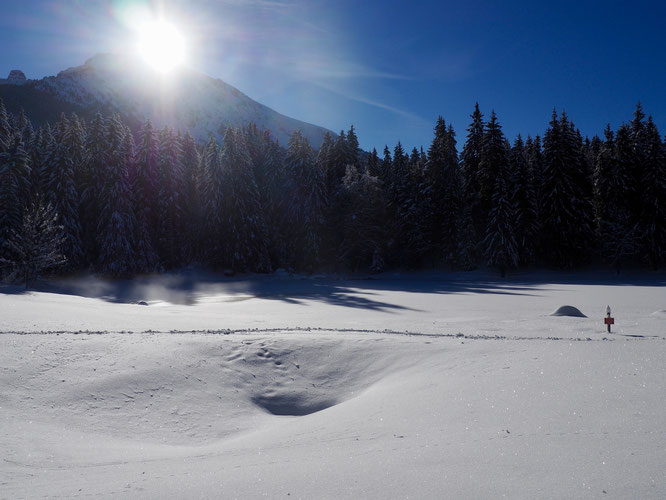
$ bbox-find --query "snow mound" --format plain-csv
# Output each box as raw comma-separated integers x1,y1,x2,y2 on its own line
652,309,666,316
550,305,587,317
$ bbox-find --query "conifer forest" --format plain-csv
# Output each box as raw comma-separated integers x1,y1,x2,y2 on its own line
0,100,664,281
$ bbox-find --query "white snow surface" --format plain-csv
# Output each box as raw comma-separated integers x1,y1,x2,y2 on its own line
1,270,665,499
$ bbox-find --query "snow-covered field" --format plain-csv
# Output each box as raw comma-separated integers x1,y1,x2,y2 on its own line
1,271,665,499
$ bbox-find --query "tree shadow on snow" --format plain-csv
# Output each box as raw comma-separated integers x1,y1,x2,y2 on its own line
1,268,664,312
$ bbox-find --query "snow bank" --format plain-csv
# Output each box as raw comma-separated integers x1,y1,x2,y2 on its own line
550,305,587,317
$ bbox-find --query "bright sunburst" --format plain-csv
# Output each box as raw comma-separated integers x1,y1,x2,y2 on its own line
137,20,186,73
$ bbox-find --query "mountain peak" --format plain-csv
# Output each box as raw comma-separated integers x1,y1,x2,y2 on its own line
21,54,331,148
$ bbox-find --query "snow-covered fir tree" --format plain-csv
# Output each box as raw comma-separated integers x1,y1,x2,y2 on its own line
335,165,388,271
96,116,137,276
285,130,326,271
132,120,160,272
460,103,485,246
481,112,518,276
540,111,594,268
0,197,65,286
43,126,82,268
423,117,465,266
202,137,226,267
0,133,31,256
637,117,665,269
155,127,185,268
180,131,202,263
509,135,538,265
219,128,270,272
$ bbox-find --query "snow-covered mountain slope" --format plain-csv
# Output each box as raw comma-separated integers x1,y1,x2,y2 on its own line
24,53,331,147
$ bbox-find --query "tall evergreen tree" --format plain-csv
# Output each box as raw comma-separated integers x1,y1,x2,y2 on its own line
285,131,326,271
423,117,465,266
132,120,160,271
220,128,270,272
509,135,538,265
181,131,202,262
0,133,31,260
540,111,594,267
155,127,185,268
480,111,518,275
97,116,136,276
43,130,82,267
460,103,485,243
202,137,226,267
366,148,381,177
638,117,666,269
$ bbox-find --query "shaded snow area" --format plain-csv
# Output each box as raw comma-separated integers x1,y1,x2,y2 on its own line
1,272,665,499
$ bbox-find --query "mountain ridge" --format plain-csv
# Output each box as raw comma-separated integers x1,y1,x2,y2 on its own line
0,53,332,148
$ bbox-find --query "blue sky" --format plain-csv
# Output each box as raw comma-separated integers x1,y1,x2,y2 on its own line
1,0,665,151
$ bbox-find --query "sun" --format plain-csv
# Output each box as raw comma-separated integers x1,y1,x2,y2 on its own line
137,20,186,73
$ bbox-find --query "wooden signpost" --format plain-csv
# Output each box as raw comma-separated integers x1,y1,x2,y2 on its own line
604,305,615,333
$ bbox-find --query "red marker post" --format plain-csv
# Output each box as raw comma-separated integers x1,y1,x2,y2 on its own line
604,305,615,333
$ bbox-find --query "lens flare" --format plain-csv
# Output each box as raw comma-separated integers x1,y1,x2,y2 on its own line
137,20,186,73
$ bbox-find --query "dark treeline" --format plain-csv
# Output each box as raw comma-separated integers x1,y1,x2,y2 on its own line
0,99,664,282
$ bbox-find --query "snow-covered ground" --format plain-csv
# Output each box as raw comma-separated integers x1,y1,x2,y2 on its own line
1,271,665,499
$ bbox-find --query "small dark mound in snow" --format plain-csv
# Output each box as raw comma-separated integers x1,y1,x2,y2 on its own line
550,305,587,318
137,300,148,306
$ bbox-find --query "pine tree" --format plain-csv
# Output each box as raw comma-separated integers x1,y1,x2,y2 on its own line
509,135,538,265
0,197,66,287
219,128,270,272
246,130,288,268
43,130,83,267
285,131,326,271
460,103,485,244
202,137,226,267
540,111,594,267
336,165,388,270
366,148,381,177
132,120,160,271
480,111,518,276
80,113,107,263
638,117,666,269
181,131,202,262
0,99,11,152
423,117,465,266
155,127,185,268
0,133,31,260
97,116,136,276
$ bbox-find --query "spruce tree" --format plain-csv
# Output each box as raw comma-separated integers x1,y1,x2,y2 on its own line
181,131,202,262
0,134,31,257
43,131,83,267
80,113,107,263
424,117,464,266
155,127,185,268
132,120,160,271
202,137,226,268
0,197,66,286
97,116,136,276
540,111,594,267
509,135,538,265
336,165,388,270
285,131,326,271
220,128,270,272
480,111,518,275
366,148,381,177
638,117,666,269
0,99,11,152
460,103,485,243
